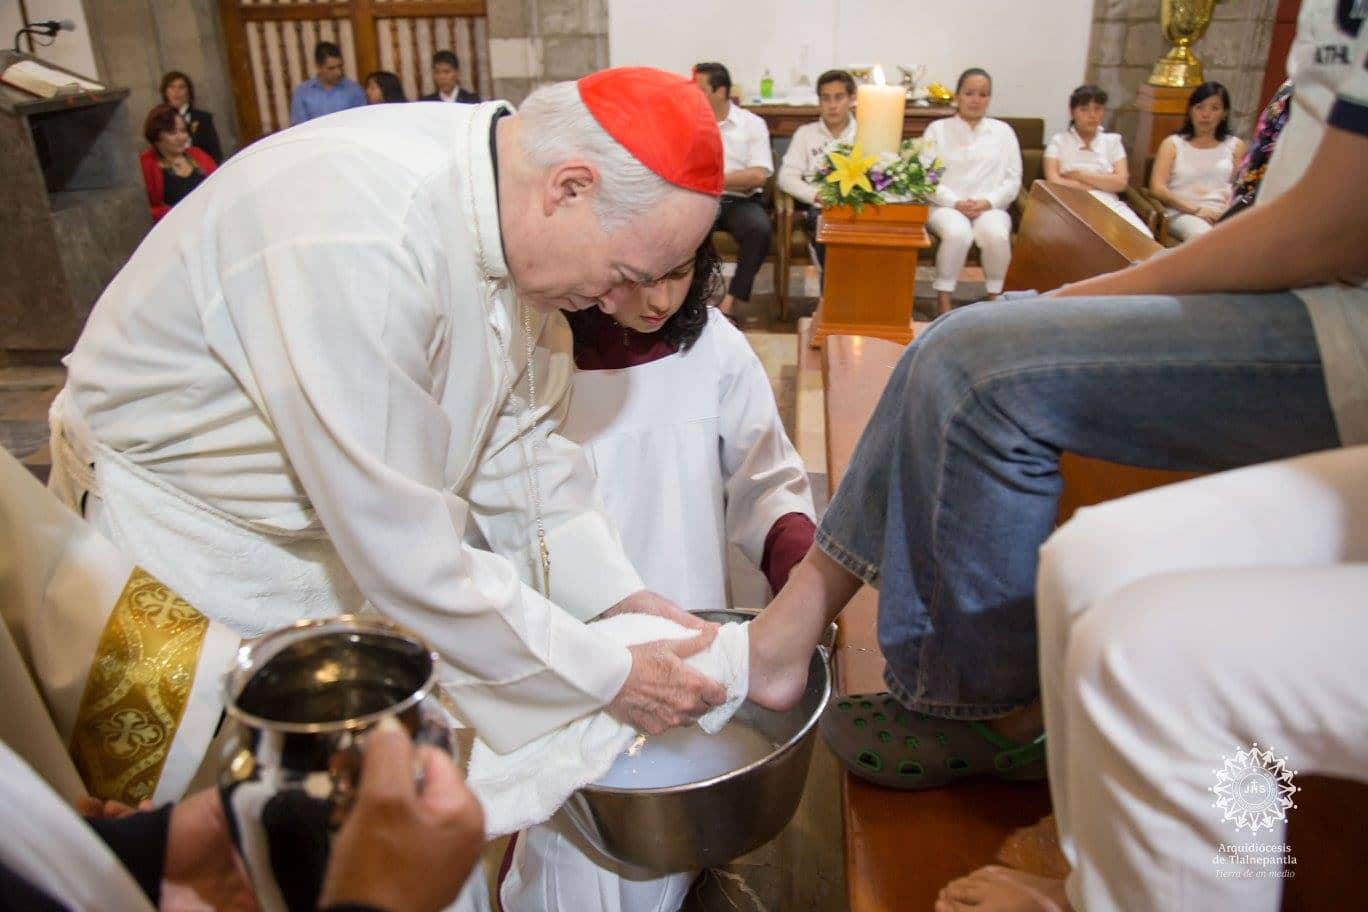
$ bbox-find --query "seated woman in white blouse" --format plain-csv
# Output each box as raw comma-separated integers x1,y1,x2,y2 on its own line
1044,84,1154,238
1148,81,1246,242
922,68,1022,316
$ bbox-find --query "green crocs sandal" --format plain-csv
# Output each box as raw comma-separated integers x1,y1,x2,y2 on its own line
820,691,1046,789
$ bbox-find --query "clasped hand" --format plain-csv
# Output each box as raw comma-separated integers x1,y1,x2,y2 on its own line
602,590,729,735
954,198,993,219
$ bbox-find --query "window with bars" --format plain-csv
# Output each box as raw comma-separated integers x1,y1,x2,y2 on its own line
219,0,490,142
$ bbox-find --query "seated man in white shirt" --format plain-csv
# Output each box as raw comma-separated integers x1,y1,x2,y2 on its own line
777,69,856,273
694,62,773,319
420,49,479,103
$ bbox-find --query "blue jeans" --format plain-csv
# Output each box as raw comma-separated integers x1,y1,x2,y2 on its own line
817,293,1340,719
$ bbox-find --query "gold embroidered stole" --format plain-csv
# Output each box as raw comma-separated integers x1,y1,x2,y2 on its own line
68,567,210,805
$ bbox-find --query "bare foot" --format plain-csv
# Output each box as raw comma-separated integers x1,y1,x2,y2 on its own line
747,547,861,711
933,865,1072,912
936,291,955,316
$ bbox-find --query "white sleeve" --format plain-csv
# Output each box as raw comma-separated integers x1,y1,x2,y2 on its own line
987,123,1023,210
1043,132,1062,161
778,125,818,204
711,319,815,568
216,238,631,754
747,115,775,174
1329,17,1368,127
925,120,961,207
465,312,644,622
1106,132,1128,164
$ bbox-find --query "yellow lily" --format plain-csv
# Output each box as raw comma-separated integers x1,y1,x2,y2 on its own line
825,143,878,197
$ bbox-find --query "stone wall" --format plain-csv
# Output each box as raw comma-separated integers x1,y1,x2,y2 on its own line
488,0,608,105
82,0,239,156
1086,0,1276,147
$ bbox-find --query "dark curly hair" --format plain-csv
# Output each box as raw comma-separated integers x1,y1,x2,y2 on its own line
143,103,185,146
566,239,723,352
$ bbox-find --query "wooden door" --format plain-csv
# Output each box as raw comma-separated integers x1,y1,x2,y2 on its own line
218,0,490,144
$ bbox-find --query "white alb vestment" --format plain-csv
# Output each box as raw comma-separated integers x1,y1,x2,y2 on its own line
503,311,815,912
561,310,813,611
51,101,647,757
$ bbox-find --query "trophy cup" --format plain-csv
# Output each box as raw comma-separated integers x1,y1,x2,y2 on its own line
1148,0,1218,88
898,63,928,101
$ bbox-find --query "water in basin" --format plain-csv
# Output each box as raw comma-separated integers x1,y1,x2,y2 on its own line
593,720,780,790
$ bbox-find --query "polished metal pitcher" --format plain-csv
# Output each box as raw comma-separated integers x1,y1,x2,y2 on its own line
217,615,451,912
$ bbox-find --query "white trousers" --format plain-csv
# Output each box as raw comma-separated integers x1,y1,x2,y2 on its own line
1037,446,1368,911
501,812,694,912
926,205,1013,294
1166,212,1214,242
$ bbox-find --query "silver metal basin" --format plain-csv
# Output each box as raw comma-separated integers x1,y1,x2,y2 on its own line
561,609,833,872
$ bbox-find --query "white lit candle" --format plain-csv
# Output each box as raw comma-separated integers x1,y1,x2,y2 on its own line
854,66,905,157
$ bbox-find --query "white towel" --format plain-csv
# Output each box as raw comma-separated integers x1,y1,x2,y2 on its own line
466,616,749,837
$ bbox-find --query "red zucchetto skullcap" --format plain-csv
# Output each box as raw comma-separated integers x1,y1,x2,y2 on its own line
577,67,723,196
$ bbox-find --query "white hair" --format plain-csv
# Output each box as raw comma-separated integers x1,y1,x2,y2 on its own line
517,80,677,232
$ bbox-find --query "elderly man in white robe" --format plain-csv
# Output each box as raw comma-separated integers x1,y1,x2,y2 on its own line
44,66,732,807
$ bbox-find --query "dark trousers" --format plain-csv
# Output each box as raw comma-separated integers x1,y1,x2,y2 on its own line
714,195,771,302
799,204,826,270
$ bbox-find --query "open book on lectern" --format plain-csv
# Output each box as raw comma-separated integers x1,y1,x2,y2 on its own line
1,59,104,99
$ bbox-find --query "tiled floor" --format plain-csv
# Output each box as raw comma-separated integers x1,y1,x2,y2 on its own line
0,365,63,483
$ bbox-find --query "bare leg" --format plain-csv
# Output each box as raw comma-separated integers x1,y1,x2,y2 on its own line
748,546,861,710
934,866,1072,912
937,291,955,316
985,699,1042,742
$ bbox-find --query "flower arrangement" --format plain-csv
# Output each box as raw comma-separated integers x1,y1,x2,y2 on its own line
809,138,945,212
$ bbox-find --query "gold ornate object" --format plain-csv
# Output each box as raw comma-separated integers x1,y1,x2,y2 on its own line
926,81,954,104
1149,0,1218,88
69,567,211,805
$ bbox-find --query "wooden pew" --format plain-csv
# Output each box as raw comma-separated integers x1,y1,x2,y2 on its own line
823,335,1052,912
1003,180,1160,293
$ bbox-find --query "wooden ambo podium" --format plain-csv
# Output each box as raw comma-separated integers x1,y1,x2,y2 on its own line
809,203,929,348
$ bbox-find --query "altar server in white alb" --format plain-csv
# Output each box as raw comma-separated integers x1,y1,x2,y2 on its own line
46,67,736,810
1043,83,1156,238
921,67,1022,316
501,241,815,912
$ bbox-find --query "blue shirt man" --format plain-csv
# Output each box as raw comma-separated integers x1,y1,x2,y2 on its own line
290,41,367,125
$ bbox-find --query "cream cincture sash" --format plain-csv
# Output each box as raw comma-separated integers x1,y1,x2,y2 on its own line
48,389,366,638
